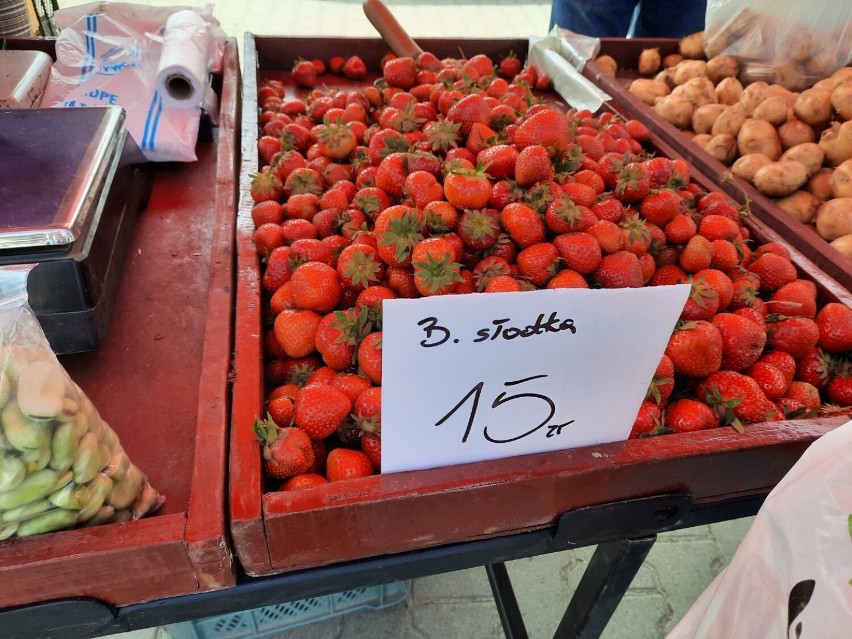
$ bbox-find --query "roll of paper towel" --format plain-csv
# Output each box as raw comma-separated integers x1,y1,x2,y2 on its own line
155,9,210,109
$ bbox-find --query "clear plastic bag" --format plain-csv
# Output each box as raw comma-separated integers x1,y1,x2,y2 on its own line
0,268,163,539
704,0,852,90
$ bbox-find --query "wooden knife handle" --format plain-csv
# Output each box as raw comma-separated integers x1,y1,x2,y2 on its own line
363,0,423,58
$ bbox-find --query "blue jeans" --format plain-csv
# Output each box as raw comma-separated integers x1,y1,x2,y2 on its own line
550,0,707,38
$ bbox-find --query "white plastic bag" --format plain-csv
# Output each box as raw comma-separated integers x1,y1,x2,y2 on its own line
40,2,225,162
704,0,852,89
667,419,852,638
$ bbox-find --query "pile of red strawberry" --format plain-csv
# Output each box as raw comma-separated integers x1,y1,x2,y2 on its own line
250,50,852,489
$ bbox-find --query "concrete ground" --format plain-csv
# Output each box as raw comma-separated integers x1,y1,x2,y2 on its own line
51,0,754,637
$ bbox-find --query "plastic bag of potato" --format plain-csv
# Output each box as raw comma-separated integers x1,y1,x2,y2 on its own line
0,268,163,539
704,0,852,90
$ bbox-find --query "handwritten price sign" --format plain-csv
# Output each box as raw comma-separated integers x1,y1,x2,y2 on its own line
381,285,689,474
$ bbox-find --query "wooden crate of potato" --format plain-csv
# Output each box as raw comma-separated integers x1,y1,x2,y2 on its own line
583,35,852,290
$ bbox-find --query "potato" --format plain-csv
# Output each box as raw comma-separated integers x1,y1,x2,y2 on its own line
737,119,783,160
672,60,707,86
715,77,743,106
629,79,671,106
829,234,852,259
793,88,833,127
653,94,695,129
807,168,835,201
731,153,773,184
679,31,705,60
780,143,825,178
692,133,713,148
819,121,852,166
711,104,747,137
753,161,809,197
595,55,618,77
831,68,852,84
816,198,852,241
830,82,852,121
705,56,739,84
765,85,798,108
752,97,789,126
692,103,727,134
674,77,717,108
739,82,771,117
638,48,661,76
663,53,684,69
704,134,738,165
681,130,696,140
830,159,852,198
778,117,816,149
776,191,822,224
773,61,805,91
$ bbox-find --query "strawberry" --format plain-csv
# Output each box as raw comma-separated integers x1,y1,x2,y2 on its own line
258,135,282,165
649,264,688,287
748,253,797,293
477,144,518,180
342,55,367,80
458,209,501,250
665,320,723,378
282,473,328,490
646,354,675,405
665,398,720,433
546,270,589,289
630,400,663,438
794,347,834,389
619,214,651,256
712,312,767,371
757,350,797,388
315,124,357,161
514,108,570,155
593,251,643,288
614,163,650,203
250,170,284,204
283,167,323,196
498,52,523,78
639,189,681,227
294,383,352,440
274,309,322,358
360,433,382,472
587,220,625,254
698,215,740,242
827,367,852,406
784,381,821,412
267,395,295,428
698,370,776,428
815,303,852,353
446,93,490,136
262,246,294,293
546,195,596,234
383,56,417,89
767,316,820,360
462,53,495,81
745,362,789,400
386,265,419,298
484,275,523,292
315,308,370,370
254,418,315,479
561,182,597,209
444,165,492,209
516,243,560,287
290,262,342,312
357,331,383,384
694,269,734,310
374,205,426,267
336,243,384,291
375,152,408,198
289,238,334,266
500,202,546,248
679,235,713,273
710,239,740,272
404,170,444,208
411,236,465,296
553,232,602,274
680,279,719,322
665,213,697,245
325,448,375,481
253,223,285,258
766,280,817,318
292,59,318,88
515,145,554,186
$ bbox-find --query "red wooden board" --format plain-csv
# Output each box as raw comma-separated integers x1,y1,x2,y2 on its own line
230,35,850,577
0,38,240,607
583,37,852,290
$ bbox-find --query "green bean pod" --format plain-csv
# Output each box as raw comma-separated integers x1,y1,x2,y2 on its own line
0,468,58,510
0,371,11,411
15,508,77,537
23,445,52,473
107,464,143,510
2,401,51,452
50,469,73,492
132,482,162,519
103,445,130,483
72,432,100,484
50,421,77,472
79,504,114,528
0,456,26,492
77,473,113,523
0,521,17,540
2,498,53,523
48,481,88,510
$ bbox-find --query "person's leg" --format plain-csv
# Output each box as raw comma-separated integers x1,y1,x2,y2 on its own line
550,0,638,37
633,0,707,38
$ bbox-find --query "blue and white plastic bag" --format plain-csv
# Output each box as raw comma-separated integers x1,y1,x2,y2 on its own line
41,2,225,162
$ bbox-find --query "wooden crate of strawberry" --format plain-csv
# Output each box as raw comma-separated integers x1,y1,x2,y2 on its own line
582,36,852,290
230,35,852,577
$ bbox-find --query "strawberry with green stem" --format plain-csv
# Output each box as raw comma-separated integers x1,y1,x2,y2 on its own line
411,237,465,296
375,205,426,267
254,416,315,479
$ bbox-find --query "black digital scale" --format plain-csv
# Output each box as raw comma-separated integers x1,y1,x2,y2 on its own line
0,106,148,354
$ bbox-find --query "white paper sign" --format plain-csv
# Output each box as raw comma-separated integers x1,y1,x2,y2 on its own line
381,285,690,474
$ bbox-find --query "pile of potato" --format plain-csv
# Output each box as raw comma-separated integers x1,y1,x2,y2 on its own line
597,34,852,258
